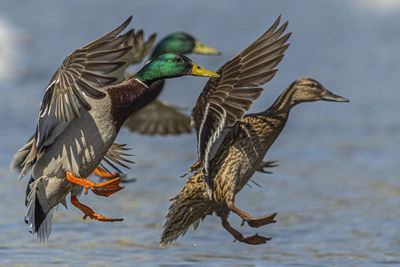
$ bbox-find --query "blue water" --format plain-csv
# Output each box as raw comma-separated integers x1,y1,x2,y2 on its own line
0,0,399,266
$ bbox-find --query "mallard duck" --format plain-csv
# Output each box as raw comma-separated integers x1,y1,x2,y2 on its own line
160,16,349,246
11,17,156,175
150,32,220,59
123,32,220,135
11,31,219,176
19,17,218,241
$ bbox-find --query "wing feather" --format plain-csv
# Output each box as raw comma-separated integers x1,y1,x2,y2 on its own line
21,17,138,173
191,16,291,183
123,100,191,136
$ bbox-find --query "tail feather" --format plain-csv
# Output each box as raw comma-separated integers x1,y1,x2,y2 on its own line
10,135,35,180
160,172,215,246
25,176,55,242
15,136,37,181
9,147,30,172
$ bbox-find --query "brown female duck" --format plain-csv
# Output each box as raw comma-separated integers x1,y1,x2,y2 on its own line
160,17,349,246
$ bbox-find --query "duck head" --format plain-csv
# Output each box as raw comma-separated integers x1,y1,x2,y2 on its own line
150,33,220,59
289,78,349,106
133,53,219,85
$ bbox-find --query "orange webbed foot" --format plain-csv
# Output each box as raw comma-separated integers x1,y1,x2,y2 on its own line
234,233,271,245
94,167,136,184
93,167,120,179
66,172,124,197
243,212,277,228
228,201,277,228
71,195,123,222
220,214,272,245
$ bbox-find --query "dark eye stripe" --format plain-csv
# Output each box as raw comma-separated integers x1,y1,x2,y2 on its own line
304,83,318,88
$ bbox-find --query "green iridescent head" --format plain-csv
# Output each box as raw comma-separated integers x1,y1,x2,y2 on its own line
133,53,219,85
150,33,220,59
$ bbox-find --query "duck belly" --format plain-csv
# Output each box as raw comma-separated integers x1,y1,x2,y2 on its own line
33,105,117,180
212,131,269,202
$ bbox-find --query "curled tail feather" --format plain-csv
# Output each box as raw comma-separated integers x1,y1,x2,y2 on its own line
160,172,216,246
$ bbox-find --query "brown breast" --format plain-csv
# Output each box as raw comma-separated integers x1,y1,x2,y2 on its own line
107,79,164,130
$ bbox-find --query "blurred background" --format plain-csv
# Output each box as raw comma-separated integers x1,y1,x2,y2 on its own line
0,0,399,266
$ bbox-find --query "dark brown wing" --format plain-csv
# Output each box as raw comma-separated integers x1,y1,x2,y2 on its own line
191,16,291,180
124,100,191,136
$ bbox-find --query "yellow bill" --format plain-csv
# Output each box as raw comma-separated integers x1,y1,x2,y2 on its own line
193,40,221,55
191,62,219,77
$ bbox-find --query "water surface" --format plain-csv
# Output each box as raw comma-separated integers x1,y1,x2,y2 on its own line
0,0,399,266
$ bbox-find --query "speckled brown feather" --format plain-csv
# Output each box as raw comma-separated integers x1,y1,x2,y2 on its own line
190,16,291,186
161,171,217,246
161,78,349,245
161,109,288,245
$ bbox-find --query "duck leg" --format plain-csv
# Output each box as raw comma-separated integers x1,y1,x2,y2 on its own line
66,172,124,197
219,213,271,245
227,201,277,228
94,167,137,184
70,195,123,222
93,167,120,179
256,161,279,174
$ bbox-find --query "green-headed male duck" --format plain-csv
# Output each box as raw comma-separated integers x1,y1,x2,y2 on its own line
160,16,349,246
123,32,220,136
11,30,220,180
19,17,218,241
11,16,156,175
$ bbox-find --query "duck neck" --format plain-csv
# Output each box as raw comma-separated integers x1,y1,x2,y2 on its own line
131,79,165,112
131,66,159,87
107,78,149,130
266,82,297,113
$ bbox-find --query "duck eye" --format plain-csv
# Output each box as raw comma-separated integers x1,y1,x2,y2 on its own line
173,57,184,63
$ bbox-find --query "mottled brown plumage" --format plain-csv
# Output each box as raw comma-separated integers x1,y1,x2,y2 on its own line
161,105,287,246
161,15,291,246
190,15,291,188
161,18,349,245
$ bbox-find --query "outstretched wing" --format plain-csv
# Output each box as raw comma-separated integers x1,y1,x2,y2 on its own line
123,30,156,65
124,100,191,136
19,17,137,178
191,16,291,181
40,16,134,124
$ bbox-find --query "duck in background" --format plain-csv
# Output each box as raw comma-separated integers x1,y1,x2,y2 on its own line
123,32,220,136
17,17,219,241
160,16,349,246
